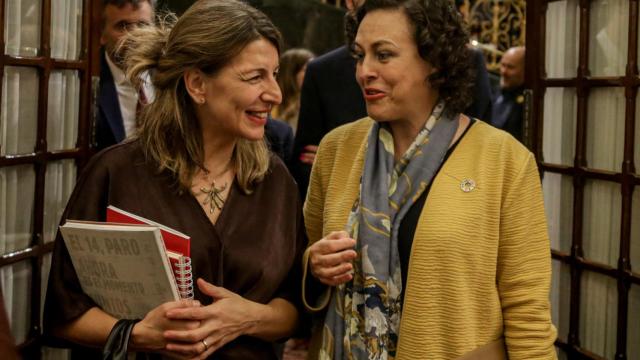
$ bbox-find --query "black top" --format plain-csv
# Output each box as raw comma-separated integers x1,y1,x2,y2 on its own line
398,119,476,303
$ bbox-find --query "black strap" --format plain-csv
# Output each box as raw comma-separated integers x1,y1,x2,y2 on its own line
102,319,140,360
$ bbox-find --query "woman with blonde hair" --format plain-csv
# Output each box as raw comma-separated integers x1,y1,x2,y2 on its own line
274,48,314,133
44,0,305,358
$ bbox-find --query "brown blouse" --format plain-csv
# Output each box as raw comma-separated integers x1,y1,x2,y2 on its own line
43,140,306,359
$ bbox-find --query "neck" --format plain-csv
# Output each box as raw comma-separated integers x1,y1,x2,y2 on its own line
388,100,437,160
200,127,236,174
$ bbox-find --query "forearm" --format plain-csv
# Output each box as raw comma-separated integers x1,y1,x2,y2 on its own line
55,307,117,348
245,298,298,342
499,154,557,358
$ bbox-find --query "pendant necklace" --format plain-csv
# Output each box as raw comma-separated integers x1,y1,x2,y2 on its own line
199,164,231,214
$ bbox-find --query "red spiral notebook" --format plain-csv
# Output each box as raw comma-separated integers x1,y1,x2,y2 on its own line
106,205,193,299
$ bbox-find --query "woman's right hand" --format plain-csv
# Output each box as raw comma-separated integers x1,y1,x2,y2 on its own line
130,299,201,353
308,231,357,286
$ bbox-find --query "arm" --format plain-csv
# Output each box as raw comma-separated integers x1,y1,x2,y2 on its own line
43,150,200,354
497,152,557,359
301,136,356,312
55,302,201,353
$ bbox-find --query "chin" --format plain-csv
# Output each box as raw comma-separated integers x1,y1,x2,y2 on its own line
242,130,265,142
366,109,392,123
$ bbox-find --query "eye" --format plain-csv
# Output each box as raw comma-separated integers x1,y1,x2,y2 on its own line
115,21,128,31
351,51,364,63
376,51,392,62
242,73,262,83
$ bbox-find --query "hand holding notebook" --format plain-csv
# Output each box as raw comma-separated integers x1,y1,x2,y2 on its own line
59,207,194,319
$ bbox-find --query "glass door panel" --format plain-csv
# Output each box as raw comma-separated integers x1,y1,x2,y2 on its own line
0,260,32,343
589,0,629,77
579,271,618,358
545,0,579,78
50,0,83,60
629,284,640,359
43,160,76,243
543,172,573,253
3,0,42,57
586,88,625,172
631,187,640,271
47,70,80,151
0,165,36,253
583,180,621,267
543,88,576,165
1,66,39,156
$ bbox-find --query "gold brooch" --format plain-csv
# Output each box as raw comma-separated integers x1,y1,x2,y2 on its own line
460,179,476,192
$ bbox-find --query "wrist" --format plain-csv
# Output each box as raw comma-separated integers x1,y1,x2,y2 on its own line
128,322,141,350
128,321,159,352
244,301,268,337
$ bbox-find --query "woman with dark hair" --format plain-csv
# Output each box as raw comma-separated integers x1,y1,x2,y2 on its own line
44,0,304,358
302,0,557,359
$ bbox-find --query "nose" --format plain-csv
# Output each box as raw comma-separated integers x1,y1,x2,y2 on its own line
262,76,282,105
356,55,377,85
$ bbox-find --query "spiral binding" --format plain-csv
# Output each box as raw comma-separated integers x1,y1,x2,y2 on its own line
174,256,194,299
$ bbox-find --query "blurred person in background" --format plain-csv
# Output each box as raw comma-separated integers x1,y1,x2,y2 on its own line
273,48,315,134
490,46,525,142
96,0,156,150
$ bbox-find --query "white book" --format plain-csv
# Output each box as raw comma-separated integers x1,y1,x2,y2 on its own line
60,220,180,319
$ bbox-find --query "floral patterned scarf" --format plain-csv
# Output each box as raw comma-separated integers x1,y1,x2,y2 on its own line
319,101,459,360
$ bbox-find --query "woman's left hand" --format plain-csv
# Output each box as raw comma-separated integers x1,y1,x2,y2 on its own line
163,278,258,359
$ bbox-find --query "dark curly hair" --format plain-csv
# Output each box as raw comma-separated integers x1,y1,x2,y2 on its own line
346,0,474,116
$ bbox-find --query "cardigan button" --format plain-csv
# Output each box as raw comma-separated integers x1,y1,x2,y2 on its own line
460,178,476,192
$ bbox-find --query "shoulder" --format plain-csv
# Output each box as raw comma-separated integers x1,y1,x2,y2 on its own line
319,117,373,149
315,117,373,170
464,120,534,172
83,140,147,177
265,153,297,187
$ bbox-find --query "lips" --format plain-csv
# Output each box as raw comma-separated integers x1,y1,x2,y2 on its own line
363,87,386,101
246,110,269,125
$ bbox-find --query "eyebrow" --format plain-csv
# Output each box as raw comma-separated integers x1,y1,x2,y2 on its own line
236,66,279,79
353,39,400,50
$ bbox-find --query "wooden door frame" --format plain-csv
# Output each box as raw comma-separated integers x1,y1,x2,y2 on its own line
527,1,640,359
0,0,100,357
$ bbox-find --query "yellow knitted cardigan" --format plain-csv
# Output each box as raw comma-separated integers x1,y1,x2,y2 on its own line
302,118,557,359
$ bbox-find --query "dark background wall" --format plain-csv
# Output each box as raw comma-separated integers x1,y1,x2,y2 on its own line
159,0,346,56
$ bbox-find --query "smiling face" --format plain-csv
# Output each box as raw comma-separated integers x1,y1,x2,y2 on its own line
353,8,438,127
195,38,282,142
499,46,525,89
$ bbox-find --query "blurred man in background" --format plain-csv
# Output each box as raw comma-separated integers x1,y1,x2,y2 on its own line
491,46,525,141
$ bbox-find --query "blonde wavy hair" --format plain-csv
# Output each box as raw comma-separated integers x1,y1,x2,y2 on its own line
122,0,282,193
